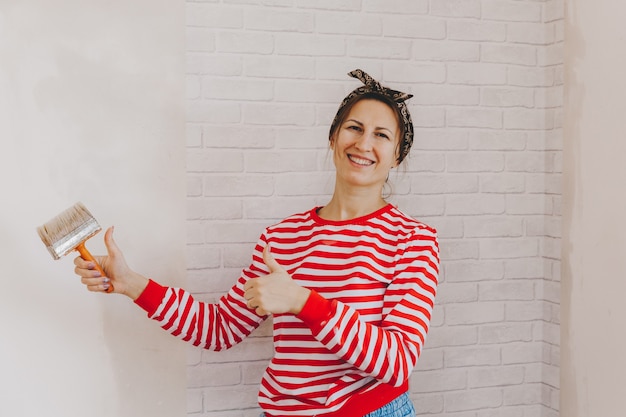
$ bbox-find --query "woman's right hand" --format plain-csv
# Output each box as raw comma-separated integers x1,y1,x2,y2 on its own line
73,226,149,300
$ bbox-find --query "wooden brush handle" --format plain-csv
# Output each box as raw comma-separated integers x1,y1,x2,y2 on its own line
76,242,114,293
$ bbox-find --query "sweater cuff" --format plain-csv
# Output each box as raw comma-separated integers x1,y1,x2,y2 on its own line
296,290,335,331
133,279,167,316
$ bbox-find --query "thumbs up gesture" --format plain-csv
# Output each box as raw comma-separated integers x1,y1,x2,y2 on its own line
243,245,311,316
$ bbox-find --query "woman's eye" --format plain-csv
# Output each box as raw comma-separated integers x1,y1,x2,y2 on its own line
348,125,362,132
376,132,390,140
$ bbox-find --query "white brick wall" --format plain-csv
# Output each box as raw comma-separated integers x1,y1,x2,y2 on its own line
185,1,563,416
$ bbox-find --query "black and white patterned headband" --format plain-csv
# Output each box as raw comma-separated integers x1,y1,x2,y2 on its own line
329,69,414,164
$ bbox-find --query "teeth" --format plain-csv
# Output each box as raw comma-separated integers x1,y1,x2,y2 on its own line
349,155,374,166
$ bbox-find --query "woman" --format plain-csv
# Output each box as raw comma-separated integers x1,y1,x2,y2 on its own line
75,69,440,417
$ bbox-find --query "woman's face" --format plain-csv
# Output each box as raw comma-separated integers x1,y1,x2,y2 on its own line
330,98,401,191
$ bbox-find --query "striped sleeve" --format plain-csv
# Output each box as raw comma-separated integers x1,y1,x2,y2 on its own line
134,235,271,351
297,225,439,386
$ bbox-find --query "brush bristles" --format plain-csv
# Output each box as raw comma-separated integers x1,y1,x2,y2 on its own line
37,202,102,259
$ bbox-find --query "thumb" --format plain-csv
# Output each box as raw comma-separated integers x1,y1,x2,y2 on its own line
263,244,284,273
103,226,122,257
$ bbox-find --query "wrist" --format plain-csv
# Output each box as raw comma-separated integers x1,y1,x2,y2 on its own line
124,272,150,300
290,287,311,315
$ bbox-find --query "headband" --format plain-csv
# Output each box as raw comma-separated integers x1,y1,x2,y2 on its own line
329,69,414,163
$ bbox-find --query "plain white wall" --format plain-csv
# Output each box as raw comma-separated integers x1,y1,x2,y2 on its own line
0,2,187,417
562,0,626,415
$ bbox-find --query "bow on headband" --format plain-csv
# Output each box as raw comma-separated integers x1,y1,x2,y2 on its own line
348,69,414,103
329,69,415,164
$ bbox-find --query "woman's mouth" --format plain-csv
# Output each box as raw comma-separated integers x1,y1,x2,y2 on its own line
348,154,375,166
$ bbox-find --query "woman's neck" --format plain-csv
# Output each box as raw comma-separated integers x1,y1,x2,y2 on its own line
318,193,388,221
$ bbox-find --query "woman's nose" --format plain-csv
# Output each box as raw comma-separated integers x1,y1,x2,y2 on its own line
354,132,374,151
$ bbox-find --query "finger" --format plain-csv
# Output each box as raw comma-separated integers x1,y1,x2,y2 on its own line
263,244,284,273
104,226,120,257
74,265,102,278
81,277,110,291
255,306,268,316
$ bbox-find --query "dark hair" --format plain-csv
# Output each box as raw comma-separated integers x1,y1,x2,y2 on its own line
328,93,408,164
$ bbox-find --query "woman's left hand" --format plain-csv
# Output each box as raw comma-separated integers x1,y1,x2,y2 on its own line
243,246,310,316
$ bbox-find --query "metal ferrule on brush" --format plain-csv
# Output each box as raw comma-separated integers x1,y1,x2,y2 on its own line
46,218,102,260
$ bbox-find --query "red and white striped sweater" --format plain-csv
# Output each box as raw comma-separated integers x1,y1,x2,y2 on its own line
135,204,439,417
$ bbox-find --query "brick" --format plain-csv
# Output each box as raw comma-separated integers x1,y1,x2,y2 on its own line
447,152,504,173
245,9,314,32
427,217,463,239
446,193,505,215
508,66,555,87
413,130,469,151
479,323,533,344
202,77,273,101
469,366,525,388
244,197,314,220
478,408,524,417
405,152,446,172
188,176,203,197
393,195,446,217
187,124,202,147
274,172,334,196
363,0,428,14
470,131,526,151
536,280,560,304
414,348,444,371
243,103,315,126
482,0,542,22
438,239,479,261
216,31,273,54
276,127,328,149
186,4,242,28
526,130,562,151
479,173,525,194
427,325,478,348
187,53,242,76
446,260,504,282
481,87,534,108
187,388,203,413
506,301,550,322
480,281,534,301
504,258,545,279
187,198,243,220
445,346,501,367
202,385,259,410
448,21,506,42
187,27,216,52
541,236,561,260
436,282,478,304
296,0,361,11
465,216,523,238
384,62,447,83
412,370,467,393
383,16,445,39
448,63,507,85
316,12,381,35
544,0,564,22
203,221,268,244
506,151,555,173
186,150,244,173
409,393,443,414
526,173,562,195
274,80,344,103
446,302,505,325
187,102,241,123
503,383,542,406
480,238,539,259
448,108,503,129
431,0,481,18
223,243,256,268
203,175,274,197
508,23,556,45
482,44,537,66
275,34,345,57
445,388,503,412
202,126,275,149
535,86,563,108
246,150,320,173
538,43,564,66
411,174,478,194
187,75,201,99
245,56,316,79
502,342,544,365
188,363,241,387
412,40,480,62
412,85,479,106
348,38,412,59
411,107,446,128
506,194,552,215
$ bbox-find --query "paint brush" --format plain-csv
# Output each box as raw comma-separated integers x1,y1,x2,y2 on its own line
37,202,113,293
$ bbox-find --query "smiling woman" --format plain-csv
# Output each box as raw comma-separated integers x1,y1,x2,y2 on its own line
73,69,439,417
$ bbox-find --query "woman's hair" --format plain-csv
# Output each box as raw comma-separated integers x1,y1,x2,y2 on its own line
328,93,407,165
